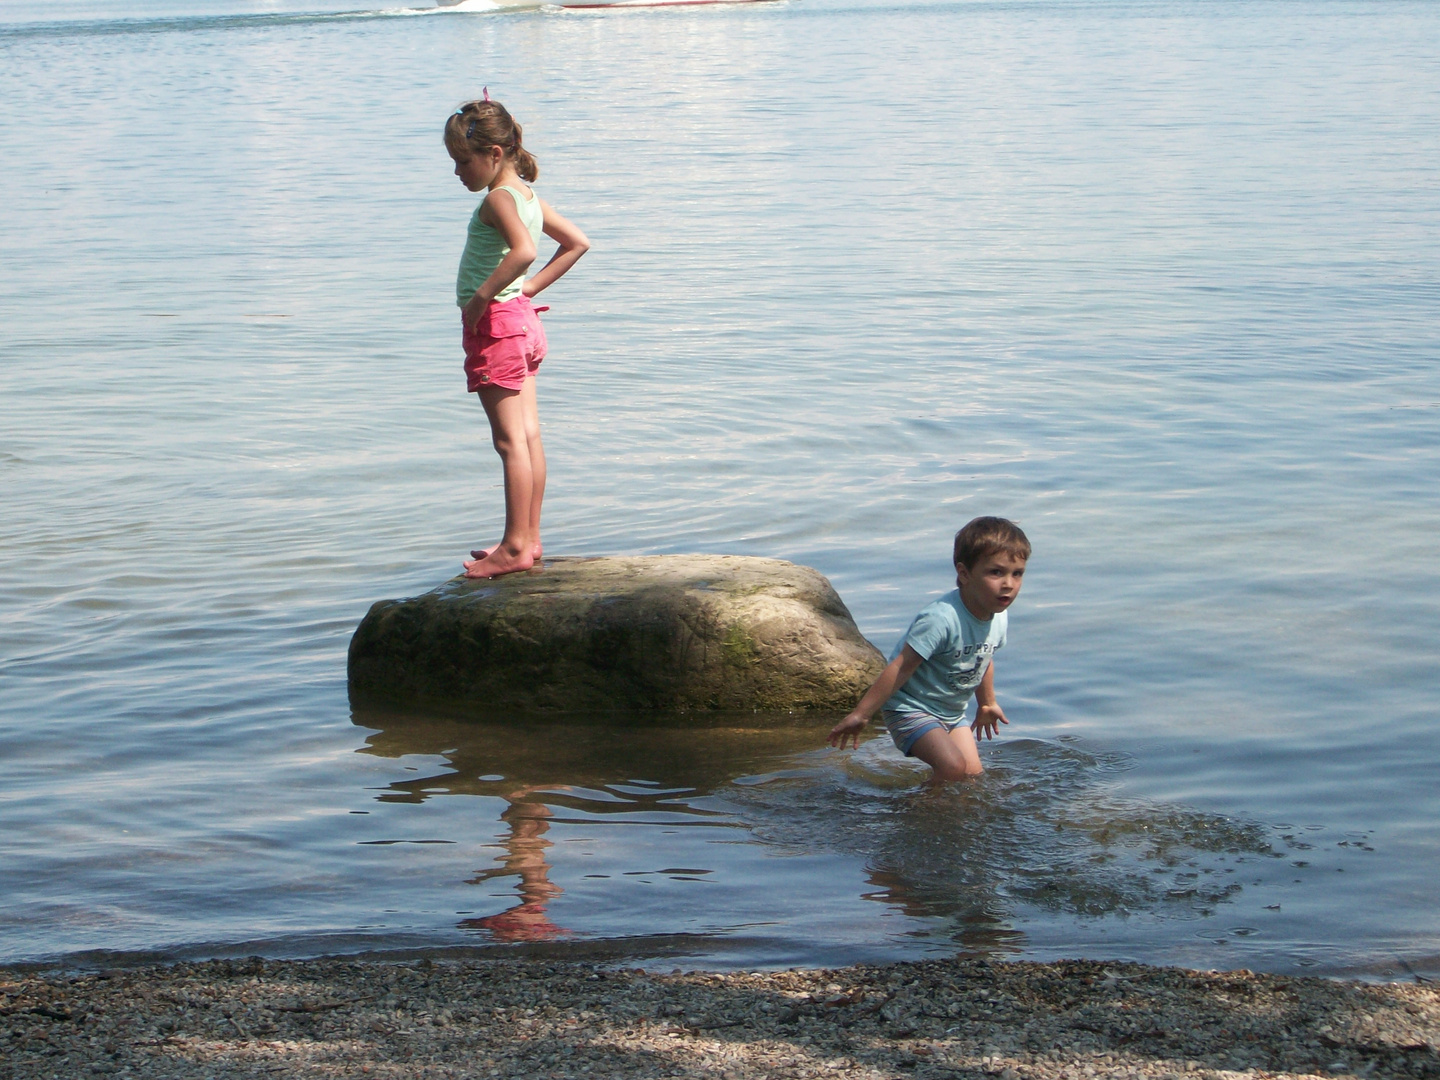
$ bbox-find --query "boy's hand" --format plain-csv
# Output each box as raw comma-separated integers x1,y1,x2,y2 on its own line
971,703,1008,740
829,647,921,752
827,712,869,750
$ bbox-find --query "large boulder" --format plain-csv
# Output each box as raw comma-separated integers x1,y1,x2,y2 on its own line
347,555,884,714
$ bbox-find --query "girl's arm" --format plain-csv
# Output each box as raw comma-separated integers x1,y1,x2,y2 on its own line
522,200,590,298
463,190,538,331
826,645,925,750
970,659,1008,739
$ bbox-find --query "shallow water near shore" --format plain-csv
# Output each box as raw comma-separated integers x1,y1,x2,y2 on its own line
2,0,1438,976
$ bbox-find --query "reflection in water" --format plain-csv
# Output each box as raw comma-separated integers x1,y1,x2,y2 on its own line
462,790,567,942
728,735,1280,943
352,705,834,947
352,705,833,798
353,706,1283,961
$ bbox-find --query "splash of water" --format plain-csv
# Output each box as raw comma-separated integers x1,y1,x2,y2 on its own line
723,735,1277,940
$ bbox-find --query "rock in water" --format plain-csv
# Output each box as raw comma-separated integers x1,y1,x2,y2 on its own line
348,555,884,714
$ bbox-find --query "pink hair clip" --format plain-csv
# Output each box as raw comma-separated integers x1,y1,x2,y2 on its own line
482,86,490,102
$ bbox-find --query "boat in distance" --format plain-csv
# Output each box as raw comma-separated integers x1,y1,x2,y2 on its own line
435,0,781,10
560,0,779,6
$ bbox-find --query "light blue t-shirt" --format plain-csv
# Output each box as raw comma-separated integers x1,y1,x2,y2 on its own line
883,590,1007,722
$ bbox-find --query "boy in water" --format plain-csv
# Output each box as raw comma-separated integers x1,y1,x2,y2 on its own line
827,517,1030,781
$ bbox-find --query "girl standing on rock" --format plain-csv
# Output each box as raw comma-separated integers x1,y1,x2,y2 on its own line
445,95,589,579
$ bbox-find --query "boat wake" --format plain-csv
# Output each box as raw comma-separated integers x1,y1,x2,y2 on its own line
378,0,509,17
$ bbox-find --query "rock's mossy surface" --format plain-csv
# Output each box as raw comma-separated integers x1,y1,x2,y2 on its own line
347,555,884,714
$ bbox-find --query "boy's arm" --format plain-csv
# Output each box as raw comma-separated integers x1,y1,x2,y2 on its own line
827,645,925,750
522,200,590,298
970,659,1008,740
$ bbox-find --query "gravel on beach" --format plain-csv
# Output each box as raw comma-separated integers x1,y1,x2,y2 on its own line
3,955,1436,1080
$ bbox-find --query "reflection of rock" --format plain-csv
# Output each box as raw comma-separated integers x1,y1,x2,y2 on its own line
351,708,833,800
348,555,883,714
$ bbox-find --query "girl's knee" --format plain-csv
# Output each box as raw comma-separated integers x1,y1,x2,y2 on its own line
490,429,525,456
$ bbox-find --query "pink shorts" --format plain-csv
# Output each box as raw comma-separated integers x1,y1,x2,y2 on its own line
462,295,548,392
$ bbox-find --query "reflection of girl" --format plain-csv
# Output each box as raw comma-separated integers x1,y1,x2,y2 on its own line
462,790,568,942
443,95,590,580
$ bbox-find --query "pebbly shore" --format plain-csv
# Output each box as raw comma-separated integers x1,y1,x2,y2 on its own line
3,956,1436,1080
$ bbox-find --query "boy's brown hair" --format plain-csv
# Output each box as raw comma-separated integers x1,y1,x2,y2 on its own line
953,516,1031,569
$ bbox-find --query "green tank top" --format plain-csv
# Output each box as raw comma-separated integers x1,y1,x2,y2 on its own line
455,185,543,307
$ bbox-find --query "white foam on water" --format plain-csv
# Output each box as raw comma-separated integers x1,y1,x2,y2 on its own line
376,0,507,16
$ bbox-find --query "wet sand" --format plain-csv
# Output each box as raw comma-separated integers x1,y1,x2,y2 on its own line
3,955,1436,1079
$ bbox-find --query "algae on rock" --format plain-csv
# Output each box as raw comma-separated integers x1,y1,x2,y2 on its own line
347,555,884,715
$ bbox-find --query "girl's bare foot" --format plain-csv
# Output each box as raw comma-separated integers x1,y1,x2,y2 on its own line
470,539,543,562
462,544,536,579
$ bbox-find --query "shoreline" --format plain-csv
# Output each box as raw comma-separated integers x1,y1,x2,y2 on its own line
4,955,1435,1079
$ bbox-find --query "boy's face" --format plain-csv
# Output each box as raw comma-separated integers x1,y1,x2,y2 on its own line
956,551,1027,620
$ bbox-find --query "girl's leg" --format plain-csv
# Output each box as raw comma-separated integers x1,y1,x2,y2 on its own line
464,384,537,579
519,375,545,559
908,724,983,782
469,377,546,562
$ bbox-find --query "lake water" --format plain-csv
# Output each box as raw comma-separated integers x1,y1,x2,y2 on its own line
2,0,1437,978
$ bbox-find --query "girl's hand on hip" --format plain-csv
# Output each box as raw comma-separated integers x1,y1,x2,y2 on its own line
463,293,488,333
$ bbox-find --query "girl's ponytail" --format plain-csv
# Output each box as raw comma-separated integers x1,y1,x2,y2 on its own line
510,119,538,183
444,98,540,182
